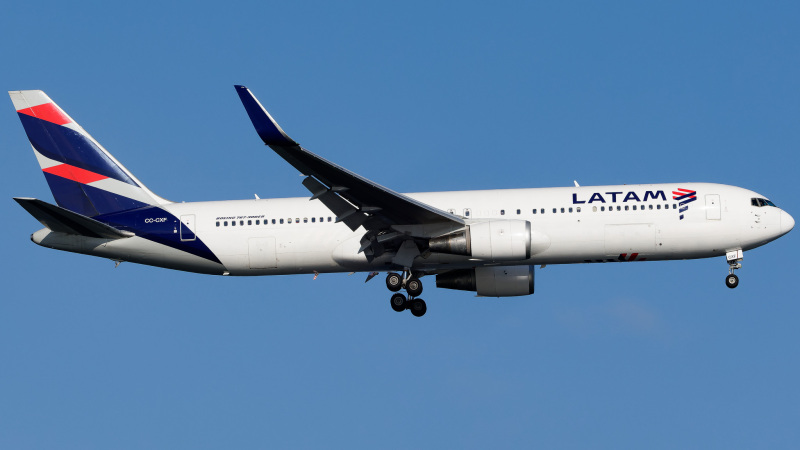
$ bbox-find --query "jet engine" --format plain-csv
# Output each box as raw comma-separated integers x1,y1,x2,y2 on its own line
428,220,550,261
435,265,535,297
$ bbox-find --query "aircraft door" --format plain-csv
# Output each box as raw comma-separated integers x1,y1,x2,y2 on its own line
249,237,277,269
706,195,721,220
180,215,196,241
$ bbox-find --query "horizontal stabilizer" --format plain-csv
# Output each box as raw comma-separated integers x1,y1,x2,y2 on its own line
14,197,134,239
234,85,298,146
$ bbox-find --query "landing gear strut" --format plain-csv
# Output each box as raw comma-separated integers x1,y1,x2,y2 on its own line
726,250,743,289
385,271,427,317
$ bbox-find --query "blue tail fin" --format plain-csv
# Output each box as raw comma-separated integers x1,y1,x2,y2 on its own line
10,90,169,217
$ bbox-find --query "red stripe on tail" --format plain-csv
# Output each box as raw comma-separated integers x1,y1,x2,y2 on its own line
17,103,71,125
43,164,108,184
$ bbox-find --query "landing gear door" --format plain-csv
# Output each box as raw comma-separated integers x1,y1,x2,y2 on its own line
180,214,196,241
706,195,721,220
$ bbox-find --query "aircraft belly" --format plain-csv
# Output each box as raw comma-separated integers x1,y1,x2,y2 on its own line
207,228,347,275
34,229,226,274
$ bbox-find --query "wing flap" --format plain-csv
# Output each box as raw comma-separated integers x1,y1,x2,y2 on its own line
14,197,134,239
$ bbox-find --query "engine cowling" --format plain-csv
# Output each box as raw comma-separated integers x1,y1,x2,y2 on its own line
428,220,550,261
436,266,535,297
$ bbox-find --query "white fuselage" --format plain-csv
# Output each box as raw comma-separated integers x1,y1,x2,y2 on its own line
31,182,794,277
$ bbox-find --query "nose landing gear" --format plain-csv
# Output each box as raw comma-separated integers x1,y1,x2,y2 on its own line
725,250,743,289
386,271,427,317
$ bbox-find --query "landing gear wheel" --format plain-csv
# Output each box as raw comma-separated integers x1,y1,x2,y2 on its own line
386,273,403,292
390,293,407,312
410,298,427,317
725,274,739,289
406,277,423,297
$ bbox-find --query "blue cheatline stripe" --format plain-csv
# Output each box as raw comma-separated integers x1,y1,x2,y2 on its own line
43,172,100,217
19,114,138,185
673,192,696,201
679,198,697,206
95,207,222,264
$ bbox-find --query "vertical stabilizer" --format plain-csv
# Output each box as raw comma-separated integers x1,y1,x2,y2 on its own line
9,90,169,217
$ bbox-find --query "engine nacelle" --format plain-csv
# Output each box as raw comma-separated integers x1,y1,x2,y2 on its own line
436,266,535,297
429,220,550,261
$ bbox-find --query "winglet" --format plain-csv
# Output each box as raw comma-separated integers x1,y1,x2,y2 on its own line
234,85,298,146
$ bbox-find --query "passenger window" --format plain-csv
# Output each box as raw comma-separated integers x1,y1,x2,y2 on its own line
240,220,244,226
328,217,332,222
649,204,653,210
516,209,521,215
272,219,276,224
248,220,252,225
616,206,621,211
560,208,565,213
625,205,629,211
553,208,557,213
533,209,537,214
280,219,284,224
577,207,581,213
304,218,308,223
232,221,236,226
464,208,471,217
601,206,605,211
540,209,545,214
295,218,299,223
312,217,316,223
569,207,573,213
592,206,597,212
224,221,228,226
501,210,505,216
447,209,455,214
657,204,661,210
632,205,636,211
216,221,220,227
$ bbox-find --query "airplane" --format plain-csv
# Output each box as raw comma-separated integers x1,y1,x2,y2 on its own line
10,86,794,317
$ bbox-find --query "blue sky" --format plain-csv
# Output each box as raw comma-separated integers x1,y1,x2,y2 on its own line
1,1,799,448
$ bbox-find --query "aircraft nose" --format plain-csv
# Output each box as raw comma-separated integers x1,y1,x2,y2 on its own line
781,210,795,235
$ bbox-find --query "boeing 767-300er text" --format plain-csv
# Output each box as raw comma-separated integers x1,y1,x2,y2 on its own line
10,86,794,317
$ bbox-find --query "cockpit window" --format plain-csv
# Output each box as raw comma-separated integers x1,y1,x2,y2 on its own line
752,198,777,207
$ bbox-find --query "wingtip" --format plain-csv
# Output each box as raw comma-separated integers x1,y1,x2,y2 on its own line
234,85,298,146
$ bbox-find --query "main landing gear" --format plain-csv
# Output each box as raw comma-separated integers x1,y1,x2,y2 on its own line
725,250,743,289
386,271,426,317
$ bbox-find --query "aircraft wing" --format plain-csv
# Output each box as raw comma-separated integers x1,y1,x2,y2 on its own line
234,85,465,234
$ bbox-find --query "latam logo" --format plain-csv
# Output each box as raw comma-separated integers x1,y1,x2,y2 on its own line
572,190,666,204
673,188,697,220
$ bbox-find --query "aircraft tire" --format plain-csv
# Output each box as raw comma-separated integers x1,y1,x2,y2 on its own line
386,272,403,292
406,278,423,297
390,293,407,312
410,299,427,317
725,274,739,289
